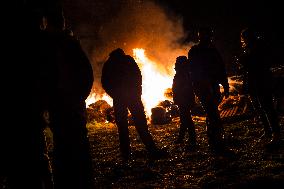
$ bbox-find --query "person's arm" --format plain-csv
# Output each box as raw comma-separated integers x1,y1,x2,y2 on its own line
127,56,143,96
214,48,230,98
101,60,114,97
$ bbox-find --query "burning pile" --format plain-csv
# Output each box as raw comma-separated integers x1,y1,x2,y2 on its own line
86,48,177,124
86,100,114,123
86,48,250,125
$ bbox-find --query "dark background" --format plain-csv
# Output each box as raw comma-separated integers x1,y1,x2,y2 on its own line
155,0,284,66
61,0,284,73
23,0,284,75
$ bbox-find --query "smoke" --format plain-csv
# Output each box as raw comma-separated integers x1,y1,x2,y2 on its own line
64,0,193,96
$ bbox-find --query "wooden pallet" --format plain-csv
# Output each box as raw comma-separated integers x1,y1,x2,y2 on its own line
219,96,253,124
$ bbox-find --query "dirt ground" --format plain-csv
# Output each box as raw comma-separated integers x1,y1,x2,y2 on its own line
88,115,284,188
1,115,284,189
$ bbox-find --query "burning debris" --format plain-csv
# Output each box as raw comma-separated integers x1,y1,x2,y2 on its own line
86,100,136,125
87,94,252,126
86,49,282,126
151,106,171,125
150,100,179,125
86,100,113,123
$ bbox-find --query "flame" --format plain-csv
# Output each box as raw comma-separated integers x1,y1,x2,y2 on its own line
133,48,173,116
85,48,241,120
86,48,174,118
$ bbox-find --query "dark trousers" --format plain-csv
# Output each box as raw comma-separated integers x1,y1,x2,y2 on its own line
193,82,225,152
177,104,196,143
49,101,93,189
3,108,46,189
113,96,157,156
250,93,280,136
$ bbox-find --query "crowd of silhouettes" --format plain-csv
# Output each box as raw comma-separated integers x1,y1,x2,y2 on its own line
1,1,283,189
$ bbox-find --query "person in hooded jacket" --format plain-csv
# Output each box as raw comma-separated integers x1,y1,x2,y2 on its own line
42,8,94,189
188,27,232,156
101,48,168,160
239,27,281,148
172,56,196,149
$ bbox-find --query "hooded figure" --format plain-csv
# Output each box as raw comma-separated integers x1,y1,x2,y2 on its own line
188,27,232,156
101,48,168,160
42,7,94,189
239,27,281,148
172,56,196,147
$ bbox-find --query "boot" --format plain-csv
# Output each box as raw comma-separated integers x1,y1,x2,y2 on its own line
147,146,169,160
207,126,234,158
120,144,131,161
175,136,184,144
188,128,197,151
175,124,186,144
186,137,197,151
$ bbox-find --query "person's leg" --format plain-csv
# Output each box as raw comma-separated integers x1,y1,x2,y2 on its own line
49,102,94,189
7,111,44,189
113,98,131,159
128,98,157,151
176,105,188,143
128,97,169,159
251,95,272,138
204,101,225,153
260,94,281,146
197,86,226,154
186,109,197,147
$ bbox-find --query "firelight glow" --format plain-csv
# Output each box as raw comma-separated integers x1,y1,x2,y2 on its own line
133,48,173,116
86,92,113,107
86,48,174,117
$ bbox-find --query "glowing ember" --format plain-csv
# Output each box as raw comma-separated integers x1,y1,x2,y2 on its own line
86,93,113,108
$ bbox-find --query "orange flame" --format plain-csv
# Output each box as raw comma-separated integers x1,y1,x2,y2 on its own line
86,48,240,119
133,48,173,116
86,48,174,118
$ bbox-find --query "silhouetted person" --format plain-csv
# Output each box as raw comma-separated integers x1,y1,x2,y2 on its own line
172,56,196,148
239,27,281,148
101,48,167,160
187,27,231,156
43,8,94,189
1,2,53,188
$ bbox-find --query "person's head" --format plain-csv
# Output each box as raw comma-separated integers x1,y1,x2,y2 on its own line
109,48,125,57
174,56,188,71
24,6,46,32
240,27,259,49
198,27,214,44
45,7,66,32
